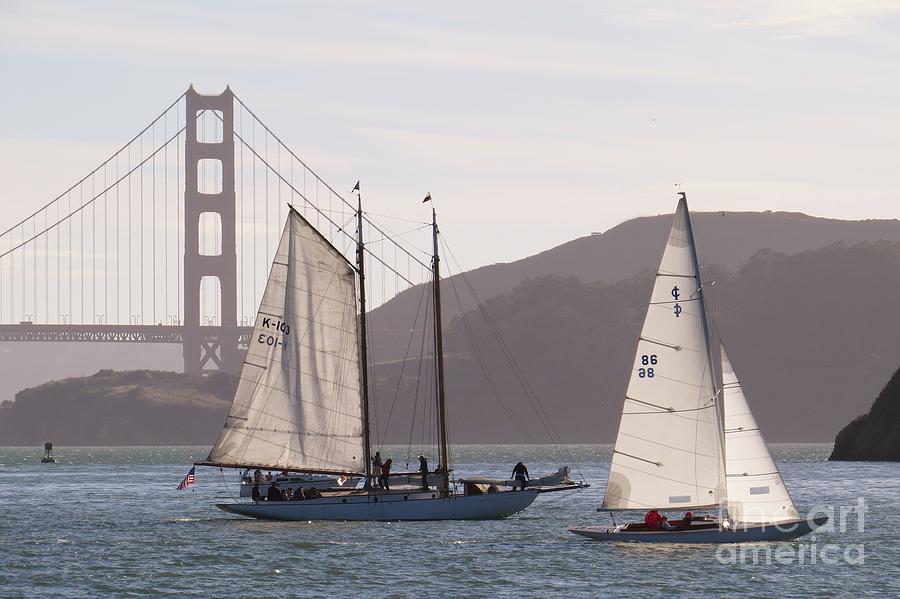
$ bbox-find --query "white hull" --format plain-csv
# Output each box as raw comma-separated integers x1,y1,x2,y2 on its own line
569,516,828,543
218,489,539,521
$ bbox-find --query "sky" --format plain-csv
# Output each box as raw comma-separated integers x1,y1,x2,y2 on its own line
2,0,900,272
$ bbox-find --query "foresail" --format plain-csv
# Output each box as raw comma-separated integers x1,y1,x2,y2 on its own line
722,346,798,523
602,197,726,511
206,208,366,475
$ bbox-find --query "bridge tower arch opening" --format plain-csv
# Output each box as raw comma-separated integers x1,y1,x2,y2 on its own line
184,86,240,375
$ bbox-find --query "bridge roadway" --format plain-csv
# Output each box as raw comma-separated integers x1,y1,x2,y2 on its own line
0,324,253,346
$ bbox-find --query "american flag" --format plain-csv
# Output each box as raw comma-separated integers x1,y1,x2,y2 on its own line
177,466,196,490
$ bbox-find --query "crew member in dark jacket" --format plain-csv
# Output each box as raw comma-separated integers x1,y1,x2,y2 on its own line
511,462,529,491
418,455,429,491
267,482,282,501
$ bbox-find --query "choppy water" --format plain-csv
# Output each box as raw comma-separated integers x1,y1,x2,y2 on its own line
0,444,896,598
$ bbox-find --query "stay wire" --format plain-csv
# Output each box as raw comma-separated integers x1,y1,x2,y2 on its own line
440,236,585,479
379,275,428,448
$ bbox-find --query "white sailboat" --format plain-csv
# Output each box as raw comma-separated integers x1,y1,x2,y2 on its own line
570,193,827,542
198,200,575,521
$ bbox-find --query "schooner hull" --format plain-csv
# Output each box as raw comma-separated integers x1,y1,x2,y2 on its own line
569,516,828,543
217,489,539,521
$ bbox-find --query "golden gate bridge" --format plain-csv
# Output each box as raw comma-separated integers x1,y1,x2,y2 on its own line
0,86,432,375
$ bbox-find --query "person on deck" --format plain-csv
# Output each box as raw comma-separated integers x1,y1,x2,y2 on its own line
380,459,393,491
267,482,282,501
371,452,383,489
659,516,675,530
251,483,261,502
253,469,263,484
418,455,429,491
511,462,529,491
682,511,694,527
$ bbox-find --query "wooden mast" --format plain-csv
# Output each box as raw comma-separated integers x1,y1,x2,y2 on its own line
431,207,451,495
356,191,373,486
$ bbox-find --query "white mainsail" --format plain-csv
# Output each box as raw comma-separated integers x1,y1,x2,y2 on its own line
602,197,726,511
722,346,798,523
205,208,366,475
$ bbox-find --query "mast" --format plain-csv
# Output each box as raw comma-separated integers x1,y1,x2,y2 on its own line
679,191,727,514
431,207,451,494
356,191,373,484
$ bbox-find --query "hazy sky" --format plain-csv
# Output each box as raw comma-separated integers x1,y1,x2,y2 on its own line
2,0,899,271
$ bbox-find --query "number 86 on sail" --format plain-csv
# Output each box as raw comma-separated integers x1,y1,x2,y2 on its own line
638,354,657,378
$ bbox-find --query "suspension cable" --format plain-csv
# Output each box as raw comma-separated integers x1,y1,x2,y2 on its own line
0,92,186,240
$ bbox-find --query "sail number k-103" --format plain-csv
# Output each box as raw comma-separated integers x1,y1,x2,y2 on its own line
257,316,291,348
638,354,658,378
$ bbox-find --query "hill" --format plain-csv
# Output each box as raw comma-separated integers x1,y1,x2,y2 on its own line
0,370,235,446
368,211,900,361
369,241,900,444
830,366,900,461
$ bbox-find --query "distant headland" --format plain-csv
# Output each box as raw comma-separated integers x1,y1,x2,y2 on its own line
0,370,235,446
830,366,900,461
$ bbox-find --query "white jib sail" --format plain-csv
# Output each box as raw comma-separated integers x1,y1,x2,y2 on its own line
602,197,726,511
722,346,799,523
206,208,366,475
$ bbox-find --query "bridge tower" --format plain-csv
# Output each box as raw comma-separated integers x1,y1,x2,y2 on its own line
183,86,240,375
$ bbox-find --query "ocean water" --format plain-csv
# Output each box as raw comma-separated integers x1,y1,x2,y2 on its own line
0,444,896,598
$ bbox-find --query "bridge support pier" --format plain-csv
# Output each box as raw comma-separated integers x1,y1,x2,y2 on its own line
183,86,241,375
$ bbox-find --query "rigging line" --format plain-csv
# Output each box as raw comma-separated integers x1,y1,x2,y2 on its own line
366,224,432,246
623,405,716,416
219,467,240,503
613,450,661,467
441,237,573,457
366,285,380,448
140,131,144,323
406,288,431,463
176,114,181,325
379,279,428,447
228,94,430,272
0,91,186,240
639,336,683,350
444,243,584,480
164,111,168,323
363,211,430,226
650,297,699,306
231,134,419,286
445,259,539,444
0,126,186,261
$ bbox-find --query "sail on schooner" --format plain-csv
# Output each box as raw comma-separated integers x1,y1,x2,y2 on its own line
197,199,579,521
569,193,827,542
